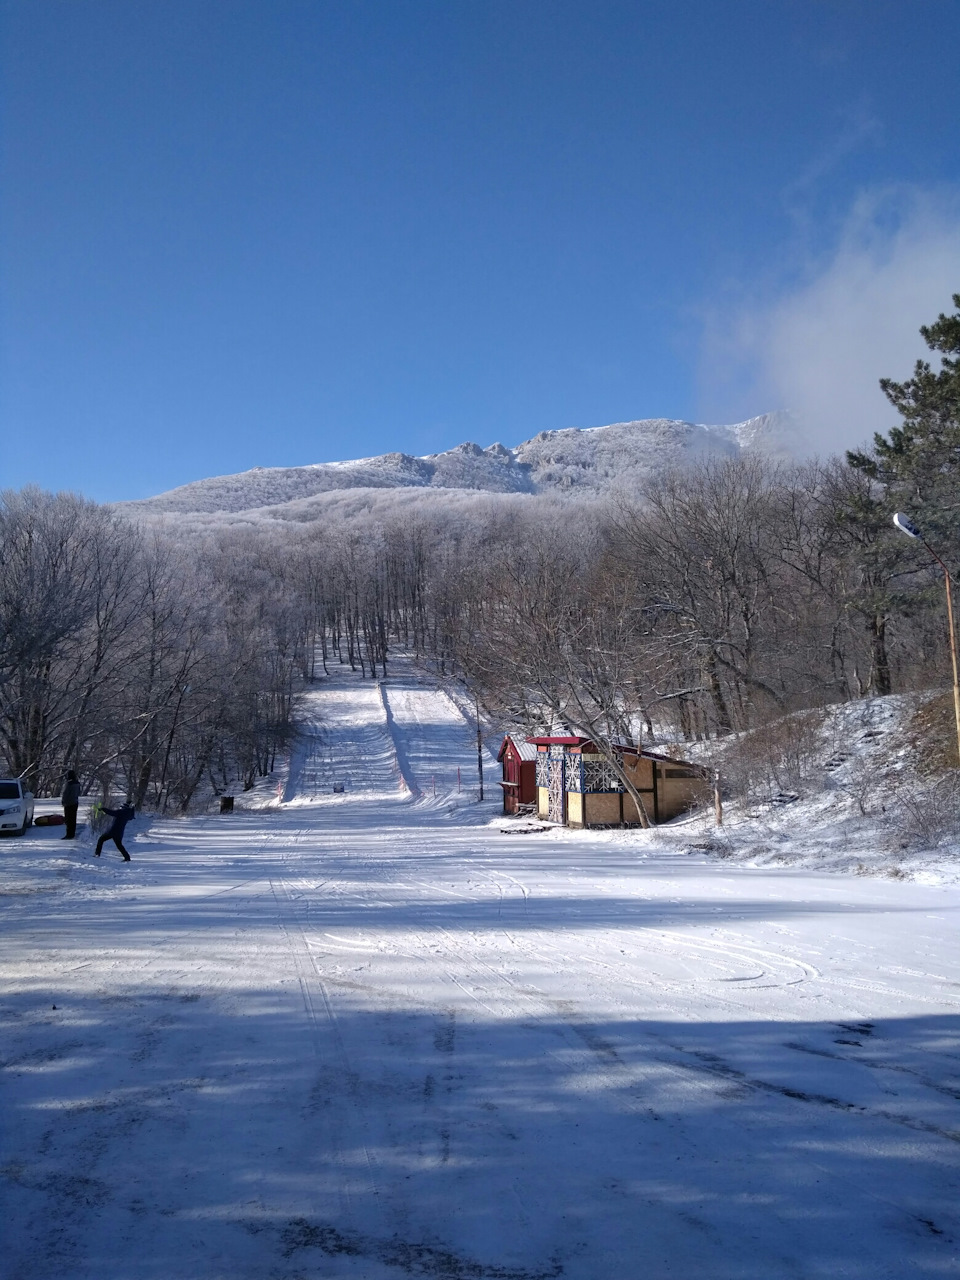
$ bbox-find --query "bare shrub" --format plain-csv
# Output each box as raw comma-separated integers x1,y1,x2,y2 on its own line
833,753,885,817
718,709,826,802
884,768,960,851
907,691,960,774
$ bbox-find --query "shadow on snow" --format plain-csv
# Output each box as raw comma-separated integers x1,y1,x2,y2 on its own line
2,980,959,1280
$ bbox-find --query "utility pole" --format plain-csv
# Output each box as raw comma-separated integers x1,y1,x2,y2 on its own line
893,513,960,765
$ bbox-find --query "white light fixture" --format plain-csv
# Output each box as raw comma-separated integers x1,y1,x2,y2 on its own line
892,511,921,539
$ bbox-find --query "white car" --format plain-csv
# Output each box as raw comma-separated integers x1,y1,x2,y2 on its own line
0,780,35,835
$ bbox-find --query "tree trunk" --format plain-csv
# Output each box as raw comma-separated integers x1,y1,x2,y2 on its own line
870,613,892,696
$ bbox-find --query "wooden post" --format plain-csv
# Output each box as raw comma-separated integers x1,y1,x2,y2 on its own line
943,569,960,767
714,770,723,826
899,519,960,768
476,695,484,801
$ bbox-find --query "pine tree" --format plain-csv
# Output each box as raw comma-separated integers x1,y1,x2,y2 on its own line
847,293,960,545
836,294,960,695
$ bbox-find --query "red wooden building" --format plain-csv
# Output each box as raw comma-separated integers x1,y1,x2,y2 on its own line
497,736,538,814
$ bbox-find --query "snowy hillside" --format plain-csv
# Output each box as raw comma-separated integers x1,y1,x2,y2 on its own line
661,690,960,884
123,411,796,516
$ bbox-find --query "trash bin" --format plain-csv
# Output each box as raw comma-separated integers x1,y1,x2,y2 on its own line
220,796,234,814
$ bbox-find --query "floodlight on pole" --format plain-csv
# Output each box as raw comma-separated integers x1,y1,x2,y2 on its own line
892,512,960,766
893,512,922,540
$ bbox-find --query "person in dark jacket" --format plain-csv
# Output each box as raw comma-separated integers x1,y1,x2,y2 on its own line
61,770,81,839
95,802,135,860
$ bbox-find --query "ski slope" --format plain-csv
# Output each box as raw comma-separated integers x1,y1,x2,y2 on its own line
2,667,959,1279
285,672,494,806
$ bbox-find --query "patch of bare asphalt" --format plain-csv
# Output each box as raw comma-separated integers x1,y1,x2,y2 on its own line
784,1040,960,1102
1,1164,110,1208
278,1217,564,1279
658,1042,960,1144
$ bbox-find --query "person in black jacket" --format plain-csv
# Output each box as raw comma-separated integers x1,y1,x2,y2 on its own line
95,802,135,860
61,770,81,839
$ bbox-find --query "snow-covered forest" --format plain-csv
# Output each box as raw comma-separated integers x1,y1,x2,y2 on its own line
2,299,959,819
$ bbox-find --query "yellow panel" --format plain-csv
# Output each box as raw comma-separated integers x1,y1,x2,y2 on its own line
659,779,708,819
537,786,550,819
567,793,583,826
585,793,621,825
622,792,647,824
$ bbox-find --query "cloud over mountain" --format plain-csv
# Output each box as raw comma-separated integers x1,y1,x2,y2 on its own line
700,188,960,458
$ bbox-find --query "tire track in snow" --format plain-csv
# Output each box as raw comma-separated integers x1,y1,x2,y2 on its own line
252,832,844,1203
652,1036,960,1145
267,830,950,1157
459,844,826,999
269,872,384,1217
373,870,960,1148
271,844,570,1276
413,914,960,1152
275,837,655,1151
401,852,819,1010
785,1036,960,1102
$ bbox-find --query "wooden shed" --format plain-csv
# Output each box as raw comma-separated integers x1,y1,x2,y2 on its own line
527,736,707,827
497,735,538,814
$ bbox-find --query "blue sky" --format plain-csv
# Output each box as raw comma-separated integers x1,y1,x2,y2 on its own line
3,1,960,501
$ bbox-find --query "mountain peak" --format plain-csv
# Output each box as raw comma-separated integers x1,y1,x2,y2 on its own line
123,412,797,517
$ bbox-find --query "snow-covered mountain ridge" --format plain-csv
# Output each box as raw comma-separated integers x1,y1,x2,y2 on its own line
126,411,796,516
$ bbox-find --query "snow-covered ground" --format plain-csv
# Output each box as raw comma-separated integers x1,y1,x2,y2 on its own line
2,668,959,1278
